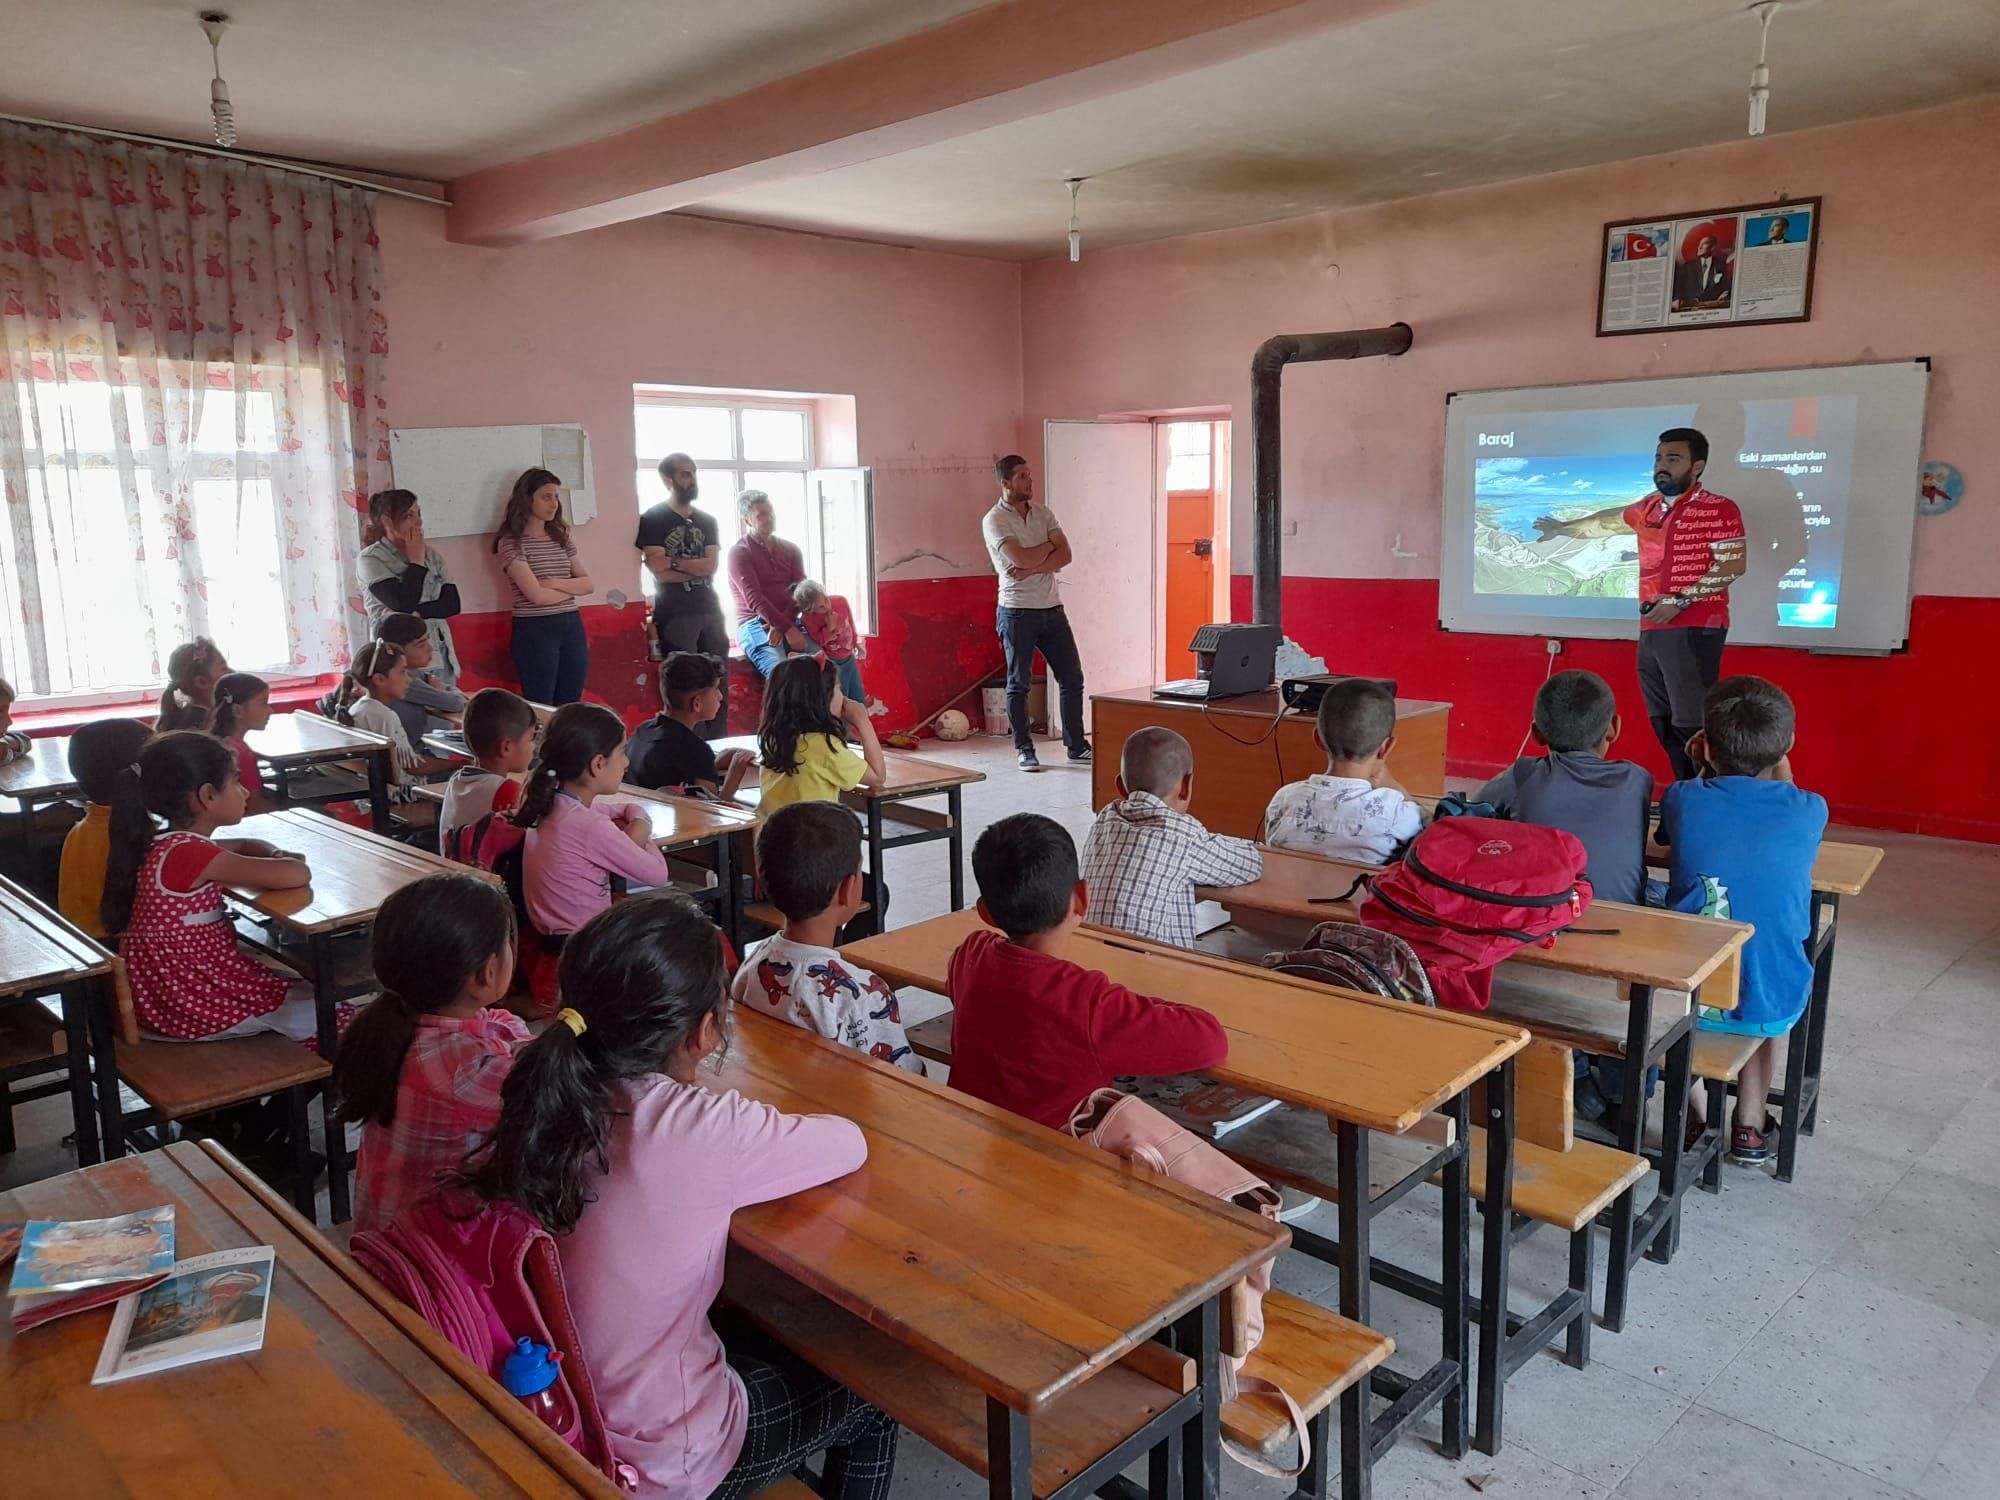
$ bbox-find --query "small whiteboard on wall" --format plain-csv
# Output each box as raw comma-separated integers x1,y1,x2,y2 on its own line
387,424,596,539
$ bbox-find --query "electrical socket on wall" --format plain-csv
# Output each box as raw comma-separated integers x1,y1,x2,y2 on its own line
1283,520,1299,536
1546,638,1562,656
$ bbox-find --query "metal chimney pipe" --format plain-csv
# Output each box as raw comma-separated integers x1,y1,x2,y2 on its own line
1250,323,1414,628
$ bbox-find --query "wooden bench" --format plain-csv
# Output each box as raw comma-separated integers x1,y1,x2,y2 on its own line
98,962,331,1220
0,996,69,1155
724,1248,1387,1497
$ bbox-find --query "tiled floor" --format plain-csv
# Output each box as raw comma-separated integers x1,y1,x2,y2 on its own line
5,729,1995,1499
868,732,2000,1500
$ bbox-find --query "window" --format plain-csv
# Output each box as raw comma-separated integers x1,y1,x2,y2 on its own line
1165,421,1214,492
2,377,293,700
633,391,874,633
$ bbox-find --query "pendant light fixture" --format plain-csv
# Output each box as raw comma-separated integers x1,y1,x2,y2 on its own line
1066,177,1086,263
200,11,237,149
1746,2,1781,137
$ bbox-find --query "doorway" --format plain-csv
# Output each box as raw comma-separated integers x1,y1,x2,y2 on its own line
1159,418,1231,678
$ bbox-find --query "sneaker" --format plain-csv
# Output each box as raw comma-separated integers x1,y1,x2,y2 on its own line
1276,1187,1322,1223
1067,745,1093,764
1574,1073,1609,1124
1017,751,1043,773
1683,1111,1707,1155
1729,1121,1771,1164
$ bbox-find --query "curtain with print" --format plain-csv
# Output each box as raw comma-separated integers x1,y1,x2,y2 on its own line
0,122,387,695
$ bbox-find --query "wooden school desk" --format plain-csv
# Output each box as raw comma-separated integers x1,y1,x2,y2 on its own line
246,712,395,834
714,735,986,914
843,909,1529,1486
0,734,83,861
719,1012,1286,1500
1198,844,1749,1331
0,872,115,1165
0,1141,621,1500
602,787,756,937
224,807,495,1223
1088,687,1451,840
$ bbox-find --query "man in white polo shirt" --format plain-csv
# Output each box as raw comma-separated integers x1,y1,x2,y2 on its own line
982,454,1090,772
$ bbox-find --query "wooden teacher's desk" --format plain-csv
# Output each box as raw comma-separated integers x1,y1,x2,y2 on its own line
1089,686,1451,839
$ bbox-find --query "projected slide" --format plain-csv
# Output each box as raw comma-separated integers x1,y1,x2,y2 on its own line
1440,363,1928,652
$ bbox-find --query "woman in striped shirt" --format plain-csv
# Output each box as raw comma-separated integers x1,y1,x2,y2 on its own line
492,467,594,704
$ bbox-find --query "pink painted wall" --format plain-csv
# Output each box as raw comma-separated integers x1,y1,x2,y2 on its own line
377,200,1022,615
1021,97,1999,600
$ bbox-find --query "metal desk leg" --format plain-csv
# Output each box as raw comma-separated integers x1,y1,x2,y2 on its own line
1169,1295,1223,1500
715,835,739,951
866,799,886,926
1474,1059,1514,1456
947,785,966,912
986,1400,1032,1500
1603,982,1653,1333
311,932,350,1225
1801,892,1838,1135
1336,1121,1373,1500
1440,1088,1471,1461
90,975,123,1159
1651,1028,1692,1264
366,750,391,834
59,980,101,1166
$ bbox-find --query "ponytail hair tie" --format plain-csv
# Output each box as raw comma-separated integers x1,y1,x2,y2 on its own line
556,1007,587,1037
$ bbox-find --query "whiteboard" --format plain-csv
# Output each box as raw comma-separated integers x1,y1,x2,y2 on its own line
387,423,596,540
1439,360,1929,652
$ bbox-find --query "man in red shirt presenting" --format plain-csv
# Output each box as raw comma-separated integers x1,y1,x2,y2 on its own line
1535,428,1746,779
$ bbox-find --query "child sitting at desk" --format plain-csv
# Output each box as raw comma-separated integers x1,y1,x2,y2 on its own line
0,677,31,764
211,672,278,815
325,641,456,821
1478,670,1654,904
1665,675,1827,1165
376,611,467,740
756,655,886,816
1080,726,1261,947
1261,677,1424,864
516,702,670,939
732,802,921,1070
156,636,228,732
336,872,527,1233
102,731,336,1046
452,894,897,1500
627,652,756,798
950,812,1227,1130
439,688,535,847
59,717,153,939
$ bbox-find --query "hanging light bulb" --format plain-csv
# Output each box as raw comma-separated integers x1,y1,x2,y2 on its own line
1066,177,1085,263
201,11,237,149
1747,2,1780,138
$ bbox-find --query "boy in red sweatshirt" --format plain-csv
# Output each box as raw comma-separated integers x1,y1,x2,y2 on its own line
947,812,1228,1130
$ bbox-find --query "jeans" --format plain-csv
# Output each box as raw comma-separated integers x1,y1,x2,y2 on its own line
1637,626,1727,779
827,653,867,706
738,617,792,678
510,610,589,705
996,605,1086,756
655,604,730,736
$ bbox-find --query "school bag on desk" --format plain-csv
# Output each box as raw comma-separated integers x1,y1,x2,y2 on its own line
1065,1088,1312,1480
1260,922,1437,1005
1346,815,1593,1012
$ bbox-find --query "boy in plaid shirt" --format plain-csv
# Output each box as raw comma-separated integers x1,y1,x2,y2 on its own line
1080,727,1261,947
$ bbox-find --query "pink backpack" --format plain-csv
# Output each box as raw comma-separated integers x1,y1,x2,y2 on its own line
351,1194,632,1489
1066,1089,1309,1479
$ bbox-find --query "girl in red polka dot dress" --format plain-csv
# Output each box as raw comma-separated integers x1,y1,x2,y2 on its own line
102,731,341,1048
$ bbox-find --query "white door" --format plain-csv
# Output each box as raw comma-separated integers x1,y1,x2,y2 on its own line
1043,420,1155,733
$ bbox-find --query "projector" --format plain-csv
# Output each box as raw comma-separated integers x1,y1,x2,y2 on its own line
1280,674,1399,715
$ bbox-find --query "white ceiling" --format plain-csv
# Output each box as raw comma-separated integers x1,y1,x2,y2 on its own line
0,0,995,178
2,0,1995,257
693,0,2000,256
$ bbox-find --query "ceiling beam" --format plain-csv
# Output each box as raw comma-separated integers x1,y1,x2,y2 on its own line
446,0,1415,246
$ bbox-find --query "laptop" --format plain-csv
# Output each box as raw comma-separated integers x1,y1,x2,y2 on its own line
1155,623,1279,701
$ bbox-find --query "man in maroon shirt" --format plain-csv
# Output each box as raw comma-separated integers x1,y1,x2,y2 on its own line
1535,427,1746,778
727,490,809,677
947,812,1227,1131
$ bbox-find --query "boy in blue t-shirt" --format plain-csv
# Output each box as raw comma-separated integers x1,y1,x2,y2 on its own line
1660,675,1827,1164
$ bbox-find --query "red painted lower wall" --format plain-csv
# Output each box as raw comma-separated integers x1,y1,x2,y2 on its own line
449,574,1005,738
1229,577,2000,844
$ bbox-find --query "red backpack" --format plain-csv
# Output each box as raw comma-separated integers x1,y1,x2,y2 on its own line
352,1194,633,1488
1350,816,1593,1012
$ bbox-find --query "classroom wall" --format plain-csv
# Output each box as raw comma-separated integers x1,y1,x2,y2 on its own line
1021,97,2000,841
375,200,1020,727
